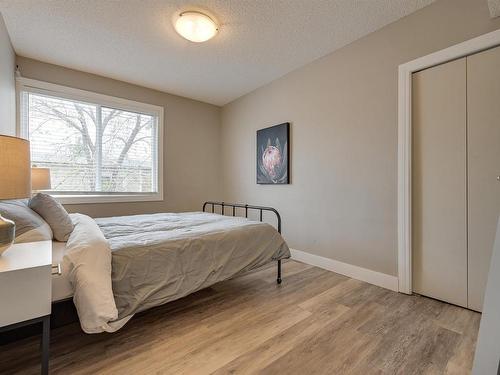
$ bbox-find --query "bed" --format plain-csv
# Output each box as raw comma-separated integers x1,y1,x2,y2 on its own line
51,201,290,333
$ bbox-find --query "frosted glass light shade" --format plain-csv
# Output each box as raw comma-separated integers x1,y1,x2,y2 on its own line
174,11,218,43
0,135,31,199
31,167,51,191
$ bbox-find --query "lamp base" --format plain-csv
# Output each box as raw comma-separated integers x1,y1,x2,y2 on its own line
0,214,15,256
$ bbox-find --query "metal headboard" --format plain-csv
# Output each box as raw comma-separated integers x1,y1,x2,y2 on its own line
202,201,281,234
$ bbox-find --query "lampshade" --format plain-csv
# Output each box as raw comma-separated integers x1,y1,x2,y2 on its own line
31,167,51,191
0,135,31,199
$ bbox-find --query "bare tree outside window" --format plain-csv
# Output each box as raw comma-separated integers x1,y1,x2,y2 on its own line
24,92,157,194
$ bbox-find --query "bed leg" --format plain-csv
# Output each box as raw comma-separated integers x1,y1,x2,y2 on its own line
277,259,282,284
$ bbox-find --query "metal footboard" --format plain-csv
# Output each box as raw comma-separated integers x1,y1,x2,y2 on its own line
202,201,283,284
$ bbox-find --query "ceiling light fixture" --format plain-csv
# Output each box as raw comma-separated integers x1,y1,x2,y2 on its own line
174,11,218,43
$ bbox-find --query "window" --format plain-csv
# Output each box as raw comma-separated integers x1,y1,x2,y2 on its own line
18,78,163,204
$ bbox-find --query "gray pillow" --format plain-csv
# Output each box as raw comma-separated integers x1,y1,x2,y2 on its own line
29,193,74,241
0,199,53,243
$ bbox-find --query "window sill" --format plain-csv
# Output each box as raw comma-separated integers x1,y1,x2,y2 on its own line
51,193,163,205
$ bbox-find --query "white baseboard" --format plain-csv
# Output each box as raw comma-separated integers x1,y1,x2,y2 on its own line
290,249,399,292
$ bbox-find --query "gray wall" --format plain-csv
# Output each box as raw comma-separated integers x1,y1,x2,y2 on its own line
16,57,222,217
0,12,15,136
221,0,500,276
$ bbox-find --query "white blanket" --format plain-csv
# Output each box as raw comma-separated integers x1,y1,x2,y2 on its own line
63,214,131,333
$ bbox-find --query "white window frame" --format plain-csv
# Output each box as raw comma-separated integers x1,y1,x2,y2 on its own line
16,77,164,204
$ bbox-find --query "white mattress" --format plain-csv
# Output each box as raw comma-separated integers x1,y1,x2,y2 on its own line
52,241,73,302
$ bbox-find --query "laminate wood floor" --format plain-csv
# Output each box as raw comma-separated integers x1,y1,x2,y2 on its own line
0,260,480,375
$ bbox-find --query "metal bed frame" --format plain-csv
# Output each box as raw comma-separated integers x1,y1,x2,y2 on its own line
202,201,283,284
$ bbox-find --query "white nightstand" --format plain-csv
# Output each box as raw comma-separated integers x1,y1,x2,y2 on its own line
0,240,52,375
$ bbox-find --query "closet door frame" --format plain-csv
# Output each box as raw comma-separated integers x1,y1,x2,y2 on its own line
397,29,500,294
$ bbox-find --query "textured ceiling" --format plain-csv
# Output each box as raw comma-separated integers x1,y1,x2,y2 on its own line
0,0,434,106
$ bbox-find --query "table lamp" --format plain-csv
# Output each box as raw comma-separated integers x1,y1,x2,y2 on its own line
31,167,51,192
0,135,31,255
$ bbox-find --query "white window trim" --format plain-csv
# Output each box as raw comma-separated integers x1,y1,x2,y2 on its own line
16,77,164,204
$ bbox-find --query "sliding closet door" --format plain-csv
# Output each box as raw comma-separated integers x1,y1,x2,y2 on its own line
467,46,500,312
412,58,468,307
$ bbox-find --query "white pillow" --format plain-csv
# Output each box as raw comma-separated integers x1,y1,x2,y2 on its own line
0,199,53,243
29,193,74,241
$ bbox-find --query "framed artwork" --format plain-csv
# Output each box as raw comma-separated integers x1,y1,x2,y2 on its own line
257,122,290,184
